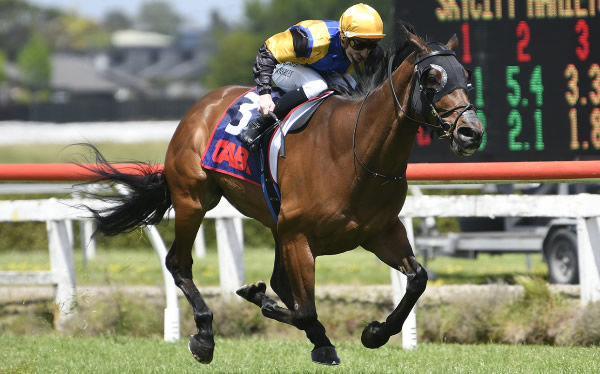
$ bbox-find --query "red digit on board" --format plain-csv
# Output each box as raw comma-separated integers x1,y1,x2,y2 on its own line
461,22,472,64
575,19,589,61
416,127,431,146
516,21,531,63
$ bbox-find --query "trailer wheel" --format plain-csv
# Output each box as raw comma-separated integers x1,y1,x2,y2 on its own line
545,228,578,284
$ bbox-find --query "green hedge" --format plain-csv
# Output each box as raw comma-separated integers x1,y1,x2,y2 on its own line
0,219,274,252
2,277,599,347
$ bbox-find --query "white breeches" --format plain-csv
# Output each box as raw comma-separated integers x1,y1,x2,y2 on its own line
272,62,356,99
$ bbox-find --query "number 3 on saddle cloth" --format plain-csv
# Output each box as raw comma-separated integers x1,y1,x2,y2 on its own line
201,87,333,222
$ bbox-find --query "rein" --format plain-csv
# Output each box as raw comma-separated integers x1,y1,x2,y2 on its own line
352,90,406,182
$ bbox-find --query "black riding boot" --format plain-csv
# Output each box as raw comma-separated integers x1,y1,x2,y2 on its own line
240,88,309,151
240,115,272,151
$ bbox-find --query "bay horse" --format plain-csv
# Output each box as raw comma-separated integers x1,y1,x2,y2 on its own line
83,29,483,365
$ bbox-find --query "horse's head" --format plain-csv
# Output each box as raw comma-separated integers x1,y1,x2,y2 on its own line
407,33,484,156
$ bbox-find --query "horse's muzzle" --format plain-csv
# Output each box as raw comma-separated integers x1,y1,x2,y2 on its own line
452,110,484,156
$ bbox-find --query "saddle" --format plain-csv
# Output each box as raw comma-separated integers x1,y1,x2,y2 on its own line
257,90,334,222
201,87,333,222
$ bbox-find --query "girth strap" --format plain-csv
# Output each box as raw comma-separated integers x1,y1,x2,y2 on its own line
259,149,281,223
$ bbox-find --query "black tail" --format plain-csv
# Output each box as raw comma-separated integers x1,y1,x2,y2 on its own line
77,143,171,236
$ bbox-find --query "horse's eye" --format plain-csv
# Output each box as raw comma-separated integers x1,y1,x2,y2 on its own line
421,64,447,92
425,74,439,87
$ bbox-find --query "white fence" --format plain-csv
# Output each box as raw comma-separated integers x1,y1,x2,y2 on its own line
0,121,177,145
2,193,600,347
0,197,242,343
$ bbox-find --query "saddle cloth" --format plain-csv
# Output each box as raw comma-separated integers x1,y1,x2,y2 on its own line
201,87,332,186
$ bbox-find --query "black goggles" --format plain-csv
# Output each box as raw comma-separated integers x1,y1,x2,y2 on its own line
348,38,379,51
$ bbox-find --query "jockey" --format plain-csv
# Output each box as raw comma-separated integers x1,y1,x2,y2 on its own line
240,3,386,151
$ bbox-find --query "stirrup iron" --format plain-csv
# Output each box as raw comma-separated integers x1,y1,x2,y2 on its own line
252,113,280,149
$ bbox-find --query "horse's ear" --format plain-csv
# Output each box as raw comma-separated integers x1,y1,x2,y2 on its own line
408,33,427,52
446,34,459,51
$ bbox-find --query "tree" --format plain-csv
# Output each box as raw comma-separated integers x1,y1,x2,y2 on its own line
54,14,110,51
0,50,6,84
0,0,110,57
137,1,181,35
17,31,51,89
203,30,262,89
0,0,37,59
103,10,132,32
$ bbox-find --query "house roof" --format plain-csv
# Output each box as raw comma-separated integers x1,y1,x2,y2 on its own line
51,53,155,95
112,30,173,48
51,54,118,93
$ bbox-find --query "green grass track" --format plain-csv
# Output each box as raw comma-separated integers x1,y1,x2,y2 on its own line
1,335,598,374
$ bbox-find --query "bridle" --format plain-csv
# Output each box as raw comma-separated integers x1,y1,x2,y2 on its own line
390,50,474,139
353,49,474,182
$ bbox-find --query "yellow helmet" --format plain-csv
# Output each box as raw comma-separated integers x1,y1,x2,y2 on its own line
339,3,385,40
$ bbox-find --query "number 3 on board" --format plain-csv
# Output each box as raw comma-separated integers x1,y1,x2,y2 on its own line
575,20,589,61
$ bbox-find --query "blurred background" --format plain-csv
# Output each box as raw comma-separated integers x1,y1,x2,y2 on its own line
2,3,600,369
0,0,395,122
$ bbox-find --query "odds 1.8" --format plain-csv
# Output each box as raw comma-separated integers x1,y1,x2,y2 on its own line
565,63,600,150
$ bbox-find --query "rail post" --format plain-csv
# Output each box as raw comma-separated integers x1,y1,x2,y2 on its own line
390,217,418,349
194,225,207,258
79,220,97,266
577,217,600,305
143,225,180,342
215,217,245,296
47,219,77,330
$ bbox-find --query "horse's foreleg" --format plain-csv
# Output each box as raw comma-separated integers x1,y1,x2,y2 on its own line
270,237,335,357
236,280,292,323
165,206,215,364
361,218,428,349
236,233,339,365
269,236,294,309
236,234,294,323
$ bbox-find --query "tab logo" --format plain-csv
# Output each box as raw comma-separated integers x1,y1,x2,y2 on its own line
211,139,252,175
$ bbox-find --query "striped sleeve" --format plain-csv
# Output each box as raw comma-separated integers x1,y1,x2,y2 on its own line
265,20,331,65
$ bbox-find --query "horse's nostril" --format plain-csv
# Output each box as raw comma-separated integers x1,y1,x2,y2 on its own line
457,126,480,141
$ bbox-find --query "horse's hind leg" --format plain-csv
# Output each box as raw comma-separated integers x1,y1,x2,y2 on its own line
165,197,216,363
361,218,428,348
236,234,339,365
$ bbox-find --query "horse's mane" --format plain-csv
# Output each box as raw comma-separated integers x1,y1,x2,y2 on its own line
332,20,421,99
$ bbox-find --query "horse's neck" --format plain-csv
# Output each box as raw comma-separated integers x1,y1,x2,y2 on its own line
353,56,418,178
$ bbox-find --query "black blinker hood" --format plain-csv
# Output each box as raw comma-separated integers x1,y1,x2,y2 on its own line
411,47,470,118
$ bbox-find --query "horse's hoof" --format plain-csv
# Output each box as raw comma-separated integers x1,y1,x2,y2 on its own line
311,346,341,365
361,321,390,349
236,280,266,301
188,334,215,364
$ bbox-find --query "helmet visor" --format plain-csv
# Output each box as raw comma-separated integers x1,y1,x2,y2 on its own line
348,38,379,51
